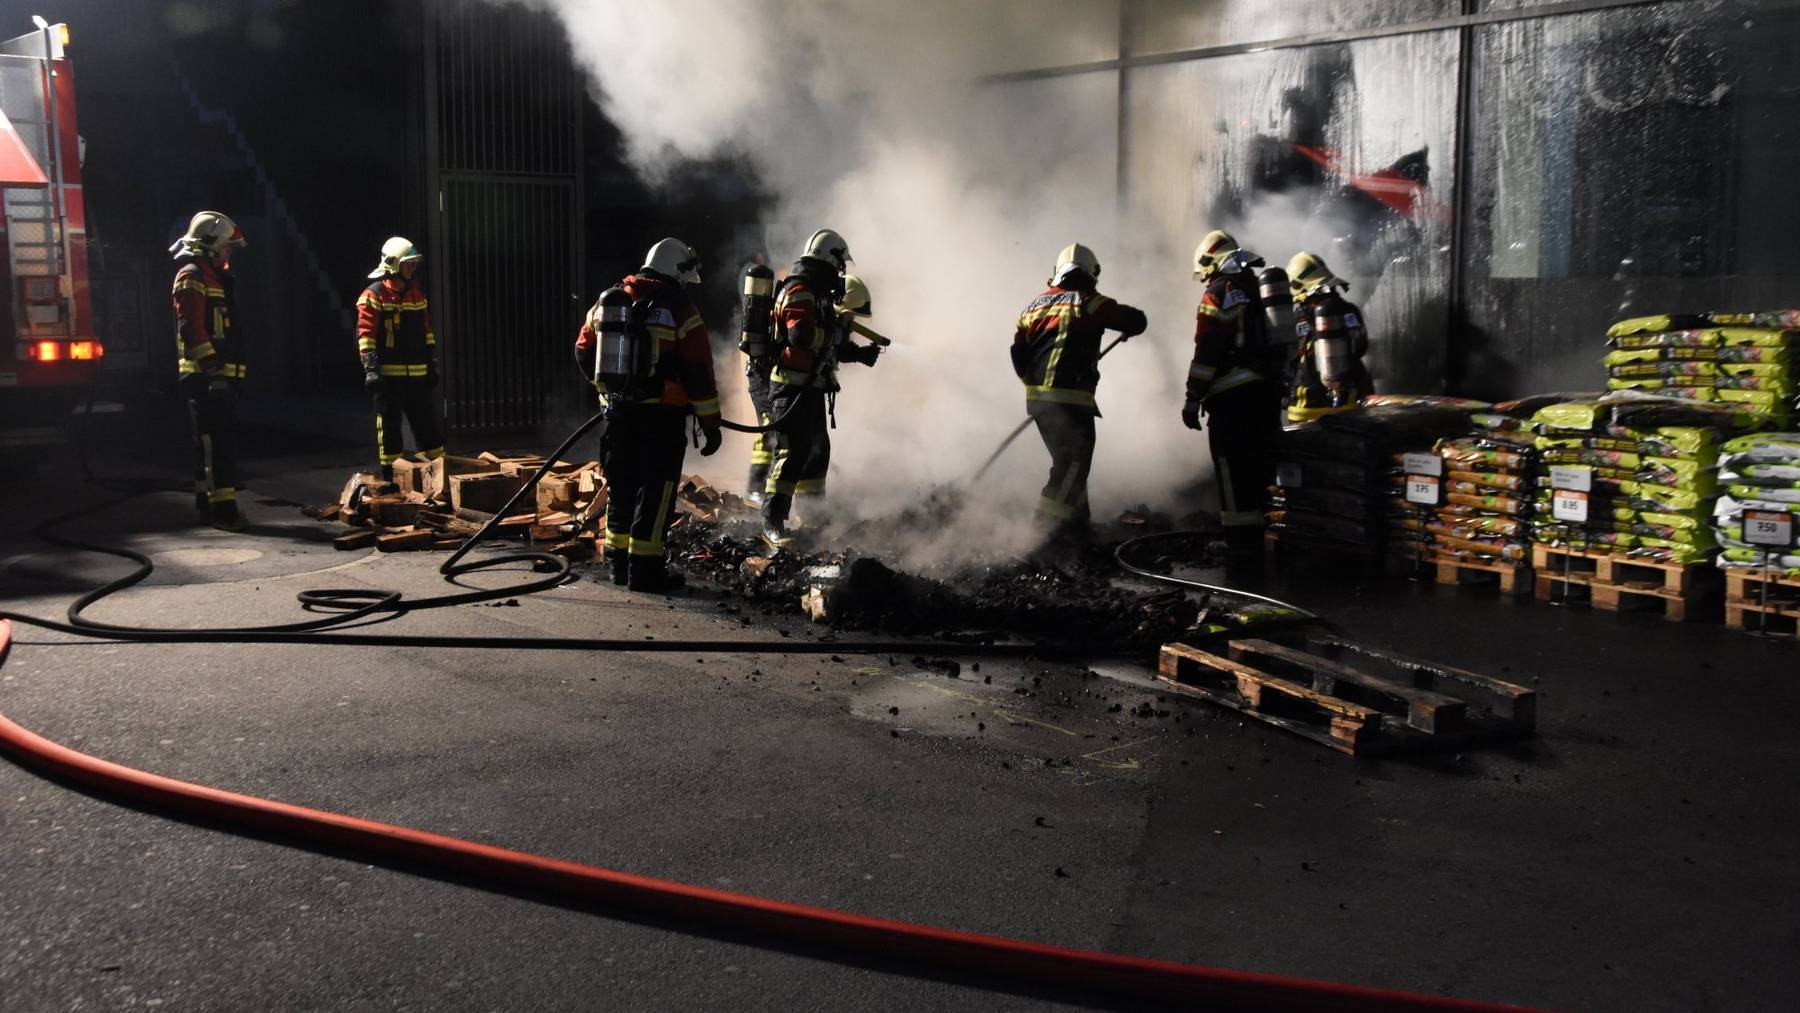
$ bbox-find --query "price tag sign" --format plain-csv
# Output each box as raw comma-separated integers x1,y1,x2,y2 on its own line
1744,509,1795,548
1405,474,1443,506
1552,489,1590,524
1275,462,1303,489
1402,452,1443,478
1548,465,1592,493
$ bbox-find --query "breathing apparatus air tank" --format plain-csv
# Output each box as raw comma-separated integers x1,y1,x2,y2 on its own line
1258,266,1297,381
738,263,775,359
592,284,647,396
1311,326,1354,407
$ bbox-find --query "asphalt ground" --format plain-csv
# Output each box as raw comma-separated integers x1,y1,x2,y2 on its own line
2,429,1797,1012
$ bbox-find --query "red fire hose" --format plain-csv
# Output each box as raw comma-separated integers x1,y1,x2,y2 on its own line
0,622,1542,1011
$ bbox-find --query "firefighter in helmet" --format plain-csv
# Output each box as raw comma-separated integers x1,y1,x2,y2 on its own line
170,211,249,531
1011,242,1147,540
1183,229,1280,555
1285,251,1373,424
356,237,445,480
575,238,722,593
759,228,882,550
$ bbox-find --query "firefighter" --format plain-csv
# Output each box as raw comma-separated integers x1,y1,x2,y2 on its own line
739,261,776,506
1011,243,1147,539
1182,230,1280,555
575,238,722,593
170,211,249,532
1285,251,1373,424
746,269,873,507
357,237,445,481
759,229,882,550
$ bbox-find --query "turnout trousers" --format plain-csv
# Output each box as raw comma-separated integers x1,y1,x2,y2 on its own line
600,403,689,579
762,384,830,530
373,379,445,480
1028,400,1096,531
744,362,775,499
183,374,240,509
1205,378,1279,549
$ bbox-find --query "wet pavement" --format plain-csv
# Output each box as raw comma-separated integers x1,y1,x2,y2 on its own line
2,432,1797,1012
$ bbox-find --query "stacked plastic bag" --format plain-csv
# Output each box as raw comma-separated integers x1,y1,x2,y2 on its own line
1268,398,1479,560
1713,432,1800,574
1418,405,1543,564
1606,311,1799,426
1527,395,1761,564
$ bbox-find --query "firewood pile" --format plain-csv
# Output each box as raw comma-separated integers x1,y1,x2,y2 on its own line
301,452,606,559
301,453,752,560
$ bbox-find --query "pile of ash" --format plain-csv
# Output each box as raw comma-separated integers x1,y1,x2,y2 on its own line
639,479,1239,648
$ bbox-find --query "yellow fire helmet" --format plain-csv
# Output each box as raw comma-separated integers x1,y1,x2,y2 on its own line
1051,242,1100,285
838,273,871,317
1287,251,1348,300
369,236,423,278
1193,229,1240,279
169,210,245,260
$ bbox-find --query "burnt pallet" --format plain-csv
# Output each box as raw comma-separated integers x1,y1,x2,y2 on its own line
1157,636,1536,756
1427,549,1531,596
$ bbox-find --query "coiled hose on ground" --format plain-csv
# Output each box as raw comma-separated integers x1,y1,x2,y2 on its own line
0,407,1536,1011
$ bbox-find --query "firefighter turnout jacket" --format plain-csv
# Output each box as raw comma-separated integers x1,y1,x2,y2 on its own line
356,276,436,379
172,257,244,380
1012,282,1148,412
1288,289,1373,423
575,272,722,432
1186,268,1271,405
768,261,851,391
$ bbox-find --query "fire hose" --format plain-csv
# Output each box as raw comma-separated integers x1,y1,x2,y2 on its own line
0,622,1530,1010
0,399,1524,1011
972,332,1132,482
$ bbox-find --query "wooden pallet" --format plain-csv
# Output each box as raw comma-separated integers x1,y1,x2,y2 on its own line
1426,549,1530,595
1725,601,1800,636
1724,568,1800,605
1157,636,1536,756
1724,570,1800,636
1531,544,1719,621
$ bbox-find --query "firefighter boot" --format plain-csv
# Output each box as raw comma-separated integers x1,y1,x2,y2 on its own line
211,500,248,533
606,550,630,586
626,558,687,595
194,489,211,521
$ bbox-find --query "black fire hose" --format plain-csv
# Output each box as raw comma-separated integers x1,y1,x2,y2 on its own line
1114,529,1323,622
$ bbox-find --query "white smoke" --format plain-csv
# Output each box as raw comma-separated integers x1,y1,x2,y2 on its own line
525,0,1220,545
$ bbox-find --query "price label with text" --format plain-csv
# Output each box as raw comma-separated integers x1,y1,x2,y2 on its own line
1276,462,1303,489
1744,509,1795,548
1548,465,1592,493
1405,474,1443,506
1402,452,1443,478
1552,489,1589,523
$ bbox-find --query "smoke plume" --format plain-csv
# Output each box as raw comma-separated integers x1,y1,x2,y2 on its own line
525,0,1218,540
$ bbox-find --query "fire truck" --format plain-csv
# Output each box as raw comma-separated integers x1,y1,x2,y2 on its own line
0,18,97,450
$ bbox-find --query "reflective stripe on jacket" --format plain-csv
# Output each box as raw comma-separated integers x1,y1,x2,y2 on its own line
573,273,721,425
356,278,435,376
172,257,244,379
1012,285,1146,412
1187,269,1270,404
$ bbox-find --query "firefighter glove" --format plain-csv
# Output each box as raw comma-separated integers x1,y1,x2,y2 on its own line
425,361,440,388
1181,399,1203,431
841,342,879,367
207,375,236,399
699,425,722,457
364,371,385,392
